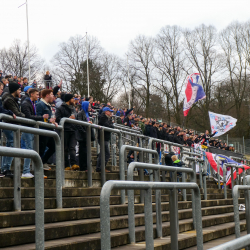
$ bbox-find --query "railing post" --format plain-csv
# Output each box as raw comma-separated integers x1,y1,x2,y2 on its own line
139,150,144,203
203,160,207,200
87,126,92,187
13,129,21,211
148,139,153,181
60,127,65,186
100,128,106,186
154,169,162,238
169,186,179,250
180,147,186,201
144,188,154,250
223,165,227,199
217,159,220,189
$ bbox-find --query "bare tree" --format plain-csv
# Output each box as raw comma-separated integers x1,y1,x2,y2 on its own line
0,39,44,80
128,35,155,117
51,35,104,93
154,25,187,124
219,21,250,125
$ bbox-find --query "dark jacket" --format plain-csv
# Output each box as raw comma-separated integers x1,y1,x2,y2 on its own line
55,103,75,131
125,108,133,116
75,110,88,141
53,85,60,96
21,93,29,103
21,98,44,124
123,116,131,127
2,92,25,117
98,112,114,141
116,117,123,124
150,126,158,138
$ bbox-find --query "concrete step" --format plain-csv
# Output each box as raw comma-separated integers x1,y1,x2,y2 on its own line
1,213,246,249
1,198,243,228
0,190,244,212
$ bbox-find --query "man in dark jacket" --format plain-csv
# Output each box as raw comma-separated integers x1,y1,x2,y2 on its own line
21,88,49,178
1,82,24,177
124,113,132,127
56,94,79,171
36,89,58,169
96,107,114,172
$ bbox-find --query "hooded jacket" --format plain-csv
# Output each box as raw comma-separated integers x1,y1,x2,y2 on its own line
81,101,90,121
55,103,75,131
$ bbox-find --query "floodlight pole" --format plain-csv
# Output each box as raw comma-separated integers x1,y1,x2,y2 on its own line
127,54,131,109
86,32,90,97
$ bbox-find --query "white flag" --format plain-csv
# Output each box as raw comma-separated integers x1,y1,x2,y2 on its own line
209,111,237,137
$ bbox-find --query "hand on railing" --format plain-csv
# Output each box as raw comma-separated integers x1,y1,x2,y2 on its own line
69,115,75,119
13,114,16,119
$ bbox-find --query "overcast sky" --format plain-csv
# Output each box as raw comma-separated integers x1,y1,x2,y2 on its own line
1,0,250,64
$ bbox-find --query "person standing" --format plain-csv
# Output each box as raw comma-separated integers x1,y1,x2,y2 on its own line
36,89,58,170
75,101,93,171
1,82,24,177
96,107,114,173
44,71,52,89
21,88,49,178
55,94,79,171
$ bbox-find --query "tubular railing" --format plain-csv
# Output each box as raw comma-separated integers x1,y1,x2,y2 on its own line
0,121,62,210
100,180,203,250
59,118,122,186
119,145,159,204
114,123,142,134
0,146,44,250
223,163,246,199
127,162,196,239
208,234,250,250
185,156,206,200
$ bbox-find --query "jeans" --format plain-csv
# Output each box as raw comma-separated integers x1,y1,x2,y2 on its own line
21,133,34,174
2,130,14,172
96,141,110,171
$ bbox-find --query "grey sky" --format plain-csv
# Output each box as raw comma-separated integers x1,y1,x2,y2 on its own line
1,0,250,64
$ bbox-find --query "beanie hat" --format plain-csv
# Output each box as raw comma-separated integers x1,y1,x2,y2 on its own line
9,82,21,94
61,93,66,101
24,86,32,92
64,94,74,103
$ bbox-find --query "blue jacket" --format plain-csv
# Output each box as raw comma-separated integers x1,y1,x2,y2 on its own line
36,99,52,118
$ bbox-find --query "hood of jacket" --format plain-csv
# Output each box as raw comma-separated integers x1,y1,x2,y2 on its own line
81,101,90,119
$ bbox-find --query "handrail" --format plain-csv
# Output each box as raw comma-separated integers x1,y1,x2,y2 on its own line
59,118,122,186
114,123,142,134
100,180,203,250
208,234,250,250
0,122,62,210
223,163,246,199
127,162,196,241
0,146,44,250
119,145,159,204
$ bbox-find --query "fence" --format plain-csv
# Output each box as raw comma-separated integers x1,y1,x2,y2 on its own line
100,180,203,250
0,146,44,250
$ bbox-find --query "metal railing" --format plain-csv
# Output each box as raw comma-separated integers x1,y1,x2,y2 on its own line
208,234,250,250
223,163,246,199
127,162,196,240
119,145,159,204
59,118,122,186
114,123,142,134
233,176,250,242
100,180,203,250
0,119,62,210
0,146,44,250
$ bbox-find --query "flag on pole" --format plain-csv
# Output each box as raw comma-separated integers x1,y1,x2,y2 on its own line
206,152,250,185
209,111,237,137
183,73,206,116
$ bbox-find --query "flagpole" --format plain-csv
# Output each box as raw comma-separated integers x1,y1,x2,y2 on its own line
126,54,131,109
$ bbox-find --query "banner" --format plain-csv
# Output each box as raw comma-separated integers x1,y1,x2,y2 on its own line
183,73,206,116
205,152,250,185
209,111,237,137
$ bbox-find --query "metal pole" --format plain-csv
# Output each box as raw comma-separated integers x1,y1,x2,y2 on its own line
100,128,105,186
87,126,92,186
223,165,227,199
144,188,154,250
127,54,131,109
231,167,234,196
169,187,178,250
13,129,21,211
86,32,90,97
217,159,221,189
26,0,31,82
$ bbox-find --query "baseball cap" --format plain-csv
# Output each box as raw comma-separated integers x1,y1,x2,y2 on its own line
103,107,114,112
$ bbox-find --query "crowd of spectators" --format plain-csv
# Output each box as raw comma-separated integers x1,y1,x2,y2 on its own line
0,70,235,179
